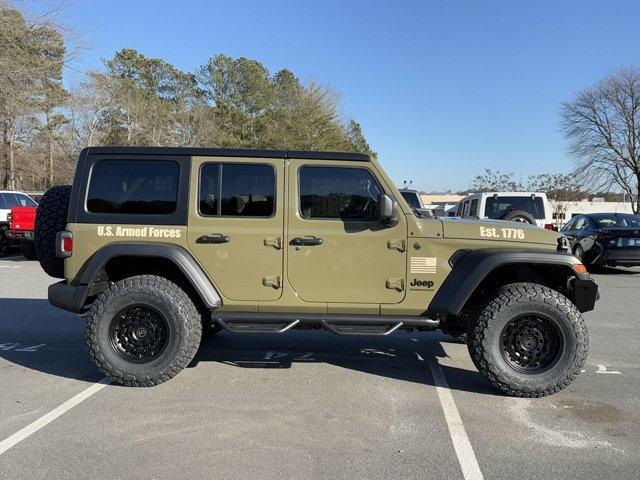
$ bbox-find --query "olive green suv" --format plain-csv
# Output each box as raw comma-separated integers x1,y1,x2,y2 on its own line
35,147,597,396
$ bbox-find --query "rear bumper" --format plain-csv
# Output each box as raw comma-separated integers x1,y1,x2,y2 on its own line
48,282,88,313
593,249,640,266
5,230,33,240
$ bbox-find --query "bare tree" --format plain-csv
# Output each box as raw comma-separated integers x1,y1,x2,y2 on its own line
470,169,524,192
561,67,640,213
528,173,584,227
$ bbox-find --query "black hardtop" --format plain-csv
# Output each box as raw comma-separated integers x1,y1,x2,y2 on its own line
80,146,370,162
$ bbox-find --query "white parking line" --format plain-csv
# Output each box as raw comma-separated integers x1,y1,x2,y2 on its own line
425,355,484,480
0,378,111,456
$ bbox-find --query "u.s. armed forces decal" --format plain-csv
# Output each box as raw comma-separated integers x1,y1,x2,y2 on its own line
97,226,182,239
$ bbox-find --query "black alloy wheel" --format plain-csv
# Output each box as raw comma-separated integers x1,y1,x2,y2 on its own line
109,305,170,364
500,315,562,373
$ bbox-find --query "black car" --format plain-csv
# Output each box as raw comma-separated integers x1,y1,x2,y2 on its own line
561,213,640,267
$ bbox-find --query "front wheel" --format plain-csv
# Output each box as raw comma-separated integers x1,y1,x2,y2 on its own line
467,283,588,397
85,275,202,387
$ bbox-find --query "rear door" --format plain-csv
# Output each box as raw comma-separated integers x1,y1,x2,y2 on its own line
187,156,285,302
286,159,407,304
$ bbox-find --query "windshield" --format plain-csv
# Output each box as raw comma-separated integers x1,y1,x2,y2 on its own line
593,213,640,228
484,196,545,220
401,191,422,209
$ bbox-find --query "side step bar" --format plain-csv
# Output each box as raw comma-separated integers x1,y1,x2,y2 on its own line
211,312,439,336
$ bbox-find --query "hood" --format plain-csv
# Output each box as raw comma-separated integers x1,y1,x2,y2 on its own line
439,217,558,246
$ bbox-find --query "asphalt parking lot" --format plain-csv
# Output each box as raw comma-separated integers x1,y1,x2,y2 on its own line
0,254,639,480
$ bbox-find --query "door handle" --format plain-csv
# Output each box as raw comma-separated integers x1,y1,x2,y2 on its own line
291,236,324,246
196,234,230,244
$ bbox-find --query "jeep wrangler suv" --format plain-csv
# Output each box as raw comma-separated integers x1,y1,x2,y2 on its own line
36,147,597,396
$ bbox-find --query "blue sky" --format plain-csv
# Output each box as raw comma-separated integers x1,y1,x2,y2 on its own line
33,0,640,192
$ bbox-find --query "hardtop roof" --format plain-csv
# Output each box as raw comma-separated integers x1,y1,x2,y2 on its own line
81,146,370,162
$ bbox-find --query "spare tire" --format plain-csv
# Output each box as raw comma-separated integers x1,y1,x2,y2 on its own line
501,209,536,225
35,185,71,278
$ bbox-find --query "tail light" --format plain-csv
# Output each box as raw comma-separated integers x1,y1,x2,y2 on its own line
56,231,73,258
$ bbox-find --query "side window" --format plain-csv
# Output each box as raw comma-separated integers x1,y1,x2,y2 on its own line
87,160,179,215
2,193,19,208
574,217,587,230
15,194,37,207
199,163,275,217
299,166,383,220
0,193,8,209
561,217,576,231
463,201,470,216
469,198,478,216
456,203,463,216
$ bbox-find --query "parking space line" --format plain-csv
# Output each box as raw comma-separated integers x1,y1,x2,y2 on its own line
0,378,111,456
426,356,484,480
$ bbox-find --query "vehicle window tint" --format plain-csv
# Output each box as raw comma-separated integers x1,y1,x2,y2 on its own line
594,213,640,228
561,217,576,231
87,160,179,215
456,202,463,216
401,191,421,209
463,201,469,216
0,194,8,209
199,163,275,217
299,166,382,220
574,217,587,230
484,196,545,220
2,193,19,208
469,199,478,216
15,194,37,207
199,164,219,216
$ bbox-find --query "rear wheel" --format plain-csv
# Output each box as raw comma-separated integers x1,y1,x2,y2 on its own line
0,227,9,257
85,275,202,387
467,283,588,397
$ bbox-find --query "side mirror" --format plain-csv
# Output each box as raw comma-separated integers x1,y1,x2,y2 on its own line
376,193,398,226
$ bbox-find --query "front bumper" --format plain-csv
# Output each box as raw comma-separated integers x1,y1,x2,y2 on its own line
571,278,599,313
5,230,33,240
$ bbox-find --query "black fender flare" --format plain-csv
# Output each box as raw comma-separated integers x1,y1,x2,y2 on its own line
73,242,222,309
427,248,593,316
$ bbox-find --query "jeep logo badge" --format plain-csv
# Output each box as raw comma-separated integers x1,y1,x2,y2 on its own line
410,279,434,288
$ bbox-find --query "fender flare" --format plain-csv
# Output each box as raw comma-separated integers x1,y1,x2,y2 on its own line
427,248,590,316
73,242,222,309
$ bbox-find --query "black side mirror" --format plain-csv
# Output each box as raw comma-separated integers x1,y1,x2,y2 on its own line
376,193,398,226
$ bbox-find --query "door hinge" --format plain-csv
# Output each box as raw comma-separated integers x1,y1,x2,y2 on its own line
385,278,405,291
264,236,282,249
387,239,406,252
262,275,281,289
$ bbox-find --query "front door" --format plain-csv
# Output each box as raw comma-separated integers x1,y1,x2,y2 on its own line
286,159,407,304
187,156,285,302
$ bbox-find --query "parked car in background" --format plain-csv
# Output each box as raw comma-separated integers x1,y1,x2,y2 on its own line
456,192,555,229
6,205,37,259
561,213,640,268
398,188,435,216
0,190,38,256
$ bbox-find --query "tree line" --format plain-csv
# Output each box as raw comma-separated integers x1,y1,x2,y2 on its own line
0,5,374,192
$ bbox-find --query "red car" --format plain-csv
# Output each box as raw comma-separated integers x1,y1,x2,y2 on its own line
5,205,37,259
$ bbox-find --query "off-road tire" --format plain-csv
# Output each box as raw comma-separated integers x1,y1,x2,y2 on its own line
20,240,37,260
0,226,9,257
34,185,71,278
501,209,536,224
467,283,588,397
85,275,202,387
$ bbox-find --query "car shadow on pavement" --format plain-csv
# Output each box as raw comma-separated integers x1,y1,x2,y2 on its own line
0,298,497,396
589,265,640,275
